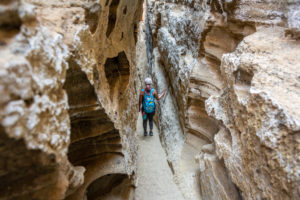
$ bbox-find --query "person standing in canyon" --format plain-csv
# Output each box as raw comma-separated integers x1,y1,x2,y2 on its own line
139,77,167,136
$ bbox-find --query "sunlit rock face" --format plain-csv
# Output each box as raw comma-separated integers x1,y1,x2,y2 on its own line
0,0,144,199
148,0,300,199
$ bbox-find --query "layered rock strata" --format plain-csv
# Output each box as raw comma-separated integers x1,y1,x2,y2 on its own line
1,0,300,199
148,0,300,199
0,0,144,199
207,27,300,200
196,143,240,200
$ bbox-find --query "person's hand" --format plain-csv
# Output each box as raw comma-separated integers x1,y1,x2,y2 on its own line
157,88,167,100
161,88,167,97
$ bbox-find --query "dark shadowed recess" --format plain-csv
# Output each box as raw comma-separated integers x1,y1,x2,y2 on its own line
106,0,120,38
63,58,123,168
234,68,253,86
67,130,122,166
63,59,98,107
85,3,102,34
86,173,131,200
133,0,144,44
0,125,59,199
104,51,130,100
0,0,21,30
0,0,22,46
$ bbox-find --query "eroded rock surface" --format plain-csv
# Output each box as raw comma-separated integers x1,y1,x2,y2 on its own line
0,0,144,199
0,1,82,199
196,143,240,200
1,0,300,199
207,27,300,200
148,0,300,199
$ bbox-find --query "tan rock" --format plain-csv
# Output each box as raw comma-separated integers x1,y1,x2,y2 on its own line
1,0,300,199
196,142,240,200
207,27,300,199
148,0,300,200
0,1,83,198
0,0,144,198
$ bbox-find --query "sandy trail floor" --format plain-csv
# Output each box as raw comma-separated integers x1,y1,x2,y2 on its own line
134,115,184,200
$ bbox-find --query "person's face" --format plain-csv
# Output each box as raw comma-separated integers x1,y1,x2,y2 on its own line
145,84,151,91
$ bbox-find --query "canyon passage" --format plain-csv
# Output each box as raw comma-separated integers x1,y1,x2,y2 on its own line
0,0,300,200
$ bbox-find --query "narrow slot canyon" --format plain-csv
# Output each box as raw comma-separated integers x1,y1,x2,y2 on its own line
0,0,300,200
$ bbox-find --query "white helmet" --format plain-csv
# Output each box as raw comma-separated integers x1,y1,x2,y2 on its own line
144,77,152,85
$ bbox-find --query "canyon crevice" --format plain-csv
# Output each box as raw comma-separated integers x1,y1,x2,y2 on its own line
0,0,299,200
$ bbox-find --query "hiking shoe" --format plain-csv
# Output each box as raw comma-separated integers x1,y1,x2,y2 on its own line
144,131,147,136
149,131,153,136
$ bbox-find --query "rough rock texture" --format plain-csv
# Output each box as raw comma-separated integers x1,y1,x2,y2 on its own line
147,1,242,199
196,143,240,200
207,27,300,200
65,0,145,198
0,0,144,199
148,0,300,199
1,0,300,199
0,1,85,199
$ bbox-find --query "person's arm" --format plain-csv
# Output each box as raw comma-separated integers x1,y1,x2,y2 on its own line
154,89,167,100
138,91,144,112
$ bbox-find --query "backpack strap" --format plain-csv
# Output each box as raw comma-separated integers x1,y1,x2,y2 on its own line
150,88,154,98
141,89,146,103
142,88,154,98
141,89,145,100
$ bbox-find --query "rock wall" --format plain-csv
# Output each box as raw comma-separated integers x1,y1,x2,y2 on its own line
1,0,300,199
0,1,80,199
0,0,145,199
207,27,300,199
61,0,145,198
147,0,300,199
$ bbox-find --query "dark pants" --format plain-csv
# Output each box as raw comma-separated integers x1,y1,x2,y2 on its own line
142,109,155,132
